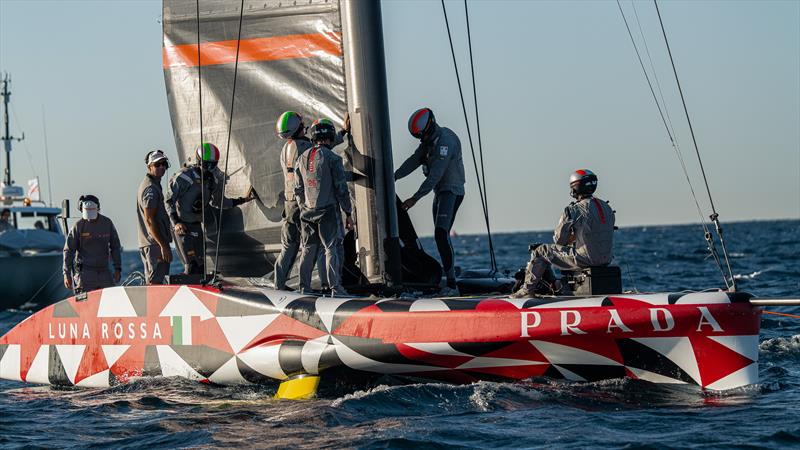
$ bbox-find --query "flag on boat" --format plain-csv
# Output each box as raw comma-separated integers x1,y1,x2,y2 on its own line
26,178,40,201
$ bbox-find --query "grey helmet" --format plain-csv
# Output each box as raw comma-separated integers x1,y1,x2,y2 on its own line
569,169,598,199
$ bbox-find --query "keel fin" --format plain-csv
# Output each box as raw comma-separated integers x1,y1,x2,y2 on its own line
275,374,319,400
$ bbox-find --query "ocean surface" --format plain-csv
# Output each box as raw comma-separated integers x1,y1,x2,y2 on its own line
1,219,798,449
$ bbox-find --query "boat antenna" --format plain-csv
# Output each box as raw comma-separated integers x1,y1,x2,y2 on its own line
440,0,498,274
615,1,730,288
195,0,208,280
210,0,245,284
654,0,736,290
41,105,53,205
1,74,25,187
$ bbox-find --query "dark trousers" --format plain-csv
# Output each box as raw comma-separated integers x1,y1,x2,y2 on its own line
432,191,464,283
74,268,114,293
174,222,204,274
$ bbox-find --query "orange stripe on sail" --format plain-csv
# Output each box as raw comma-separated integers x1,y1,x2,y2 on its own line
163,32,342,68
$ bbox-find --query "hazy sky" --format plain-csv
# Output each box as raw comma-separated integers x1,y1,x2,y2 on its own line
1,0,798,249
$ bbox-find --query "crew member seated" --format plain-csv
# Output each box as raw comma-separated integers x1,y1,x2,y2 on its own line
511,169,615,298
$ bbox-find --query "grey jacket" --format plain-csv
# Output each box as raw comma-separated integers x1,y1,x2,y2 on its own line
394,125,466,201
63,214,122,275
136,174,172,248
554,196,616,266
164,165,233,225
294,144,352,216
280,137,314,203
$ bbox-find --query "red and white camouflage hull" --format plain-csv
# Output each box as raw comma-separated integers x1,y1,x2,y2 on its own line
0,286,761,391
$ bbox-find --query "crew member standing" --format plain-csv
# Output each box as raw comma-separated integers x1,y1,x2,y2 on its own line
273,111,314,290
164,143,253,275
294,119,353,295
511,169,616,298
137,150,173,284
395,108,465,294
274,111,349,290
62,195,122,293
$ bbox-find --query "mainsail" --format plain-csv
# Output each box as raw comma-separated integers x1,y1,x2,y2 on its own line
162,0,400,284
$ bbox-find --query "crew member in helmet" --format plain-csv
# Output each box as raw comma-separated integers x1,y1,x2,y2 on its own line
395,108,466,293
137,150,173,284
294,118,354,295
165,143,254,275
274,111,350,290
511,169,616,298
63,195,122,293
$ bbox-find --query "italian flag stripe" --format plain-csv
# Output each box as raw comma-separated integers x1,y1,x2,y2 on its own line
171,316,192,345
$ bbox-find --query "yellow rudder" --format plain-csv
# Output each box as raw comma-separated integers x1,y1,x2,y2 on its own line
274,374,320,400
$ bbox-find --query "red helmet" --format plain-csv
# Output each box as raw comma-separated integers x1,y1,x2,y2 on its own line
569,169,598,199
408,108,435,139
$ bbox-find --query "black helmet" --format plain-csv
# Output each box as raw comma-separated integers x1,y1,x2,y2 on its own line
78,194,100,211
569,169,598,199
309,118,336,143
408,107,435,139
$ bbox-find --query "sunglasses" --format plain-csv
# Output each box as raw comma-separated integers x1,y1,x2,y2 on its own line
153,161,169,168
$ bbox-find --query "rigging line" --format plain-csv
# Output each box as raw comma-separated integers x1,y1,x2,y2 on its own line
630,0,728,280
764,310,800,320
463,0,497,273
440,0,496,272
631,1,679,154
196,0,208,278
619,1,710,233
616,0,728,284
654,0,736,290
210,0,245,283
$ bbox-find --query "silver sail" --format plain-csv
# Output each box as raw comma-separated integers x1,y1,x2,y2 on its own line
162,0,399,283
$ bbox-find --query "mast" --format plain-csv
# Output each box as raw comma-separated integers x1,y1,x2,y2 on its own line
1,74,23,187
340,0,402,287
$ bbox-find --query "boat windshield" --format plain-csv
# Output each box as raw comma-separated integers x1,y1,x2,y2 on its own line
0,207,62,235
14,211,60,233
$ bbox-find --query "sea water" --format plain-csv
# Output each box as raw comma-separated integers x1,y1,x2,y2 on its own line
1,220,798,449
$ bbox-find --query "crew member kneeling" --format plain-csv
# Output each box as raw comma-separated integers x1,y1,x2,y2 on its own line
294,119,353,296
63,195,122,293
512,169,615,298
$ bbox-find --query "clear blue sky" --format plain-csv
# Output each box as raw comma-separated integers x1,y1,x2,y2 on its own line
1,0,798,248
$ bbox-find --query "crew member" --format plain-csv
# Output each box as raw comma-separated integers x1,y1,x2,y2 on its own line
294,119,353,295
274,111,314,290
137,150,173,284
63,195,122,293
274,111,350,290
512,169,616,298
0,208,13,232
395,108,465,293
164,143,253,275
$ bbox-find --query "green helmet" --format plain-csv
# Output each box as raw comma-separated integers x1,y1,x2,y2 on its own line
276,111,303,139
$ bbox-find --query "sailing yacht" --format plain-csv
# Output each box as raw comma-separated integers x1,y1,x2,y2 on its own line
0,1,794,396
